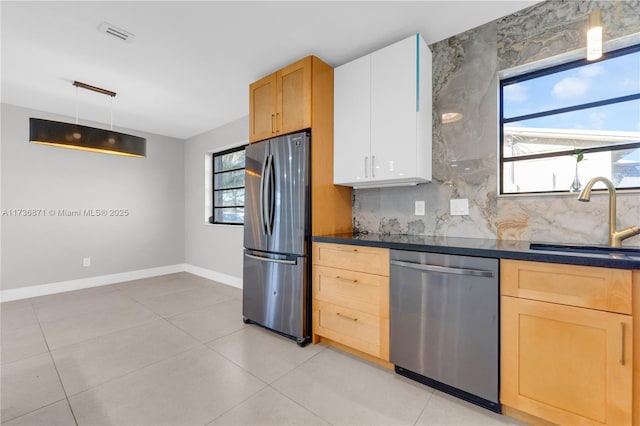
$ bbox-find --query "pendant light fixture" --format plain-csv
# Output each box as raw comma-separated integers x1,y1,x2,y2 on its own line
29,81,146,157
587,9,603,61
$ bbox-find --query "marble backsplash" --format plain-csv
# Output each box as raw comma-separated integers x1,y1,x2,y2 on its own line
352,0,640,247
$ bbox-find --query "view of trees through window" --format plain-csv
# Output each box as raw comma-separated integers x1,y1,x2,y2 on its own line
212,146,246,224
500,45,640,194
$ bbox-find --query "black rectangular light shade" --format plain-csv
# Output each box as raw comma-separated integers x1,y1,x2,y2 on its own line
29,117,146,157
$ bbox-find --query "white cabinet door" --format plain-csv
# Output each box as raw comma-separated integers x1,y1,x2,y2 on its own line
334,54,371,186
333,34,431,188
371,35,418,182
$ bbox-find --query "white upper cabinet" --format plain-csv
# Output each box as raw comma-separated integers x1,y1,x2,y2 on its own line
334,34,432,188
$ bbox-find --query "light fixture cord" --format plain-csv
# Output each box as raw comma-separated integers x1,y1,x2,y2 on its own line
75,85,79,125
110,96,114,131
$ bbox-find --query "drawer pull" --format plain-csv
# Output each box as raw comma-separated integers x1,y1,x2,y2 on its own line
620,322,626,366
336,312,358,322
335,276,358,284
334,247,358,253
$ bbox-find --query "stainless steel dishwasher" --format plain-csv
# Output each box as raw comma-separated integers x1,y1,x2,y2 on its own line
389,250,500,413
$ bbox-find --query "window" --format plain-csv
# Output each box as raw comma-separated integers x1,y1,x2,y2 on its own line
211,145,246,225
500,44,640,195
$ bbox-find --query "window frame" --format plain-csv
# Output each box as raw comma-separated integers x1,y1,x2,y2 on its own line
499,43,640,195
210,144,247,225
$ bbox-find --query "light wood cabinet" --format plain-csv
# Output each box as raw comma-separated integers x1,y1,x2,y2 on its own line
249,57,311,142
312,243,390,367
501,259,634,426
249,73,277,142
333,33,432,188
248,56,352,236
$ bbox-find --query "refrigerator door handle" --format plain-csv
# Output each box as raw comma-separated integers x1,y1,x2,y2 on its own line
260,154,271,235
267,154,275,234
245,252,297,265
259,154,267,235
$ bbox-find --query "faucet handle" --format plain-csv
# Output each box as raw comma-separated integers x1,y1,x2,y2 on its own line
611,225,640,248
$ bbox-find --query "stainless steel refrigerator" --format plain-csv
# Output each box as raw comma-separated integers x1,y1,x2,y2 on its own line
242,131,311,346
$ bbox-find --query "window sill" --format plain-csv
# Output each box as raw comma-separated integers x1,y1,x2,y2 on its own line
498,188,640,198
204,222,244,228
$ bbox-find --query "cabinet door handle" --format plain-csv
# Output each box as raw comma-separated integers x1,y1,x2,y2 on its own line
335,276,358,284
271,114,275,133
336,312,358,322
371,155,376,178
276,113,280,132
620,322,626,365
364,156,368,178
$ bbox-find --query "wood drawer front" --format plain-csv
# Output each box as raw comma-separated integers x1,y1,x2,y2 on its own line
313,265,386,315
313,300,381,357
501,260,632,314
312,243,389,276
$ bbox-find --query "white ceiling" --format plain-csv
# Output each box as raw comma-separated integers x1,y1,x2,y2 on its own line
1,1,541,140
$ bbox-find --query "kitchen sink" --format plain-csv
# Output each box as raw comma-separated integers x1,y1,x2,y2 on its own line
529,242,640,258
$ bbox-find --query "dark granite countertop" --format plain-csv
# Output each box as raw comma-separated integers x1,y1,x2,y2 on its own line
312,233,640,270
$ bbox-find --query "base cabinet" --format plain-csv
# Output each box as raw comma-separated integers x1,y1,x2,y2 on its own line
312,243,390,366
501,296,632,425
500,260,634,426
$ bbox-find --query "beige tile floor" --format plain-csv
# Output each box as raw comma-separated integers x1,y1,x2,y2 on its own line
0,273,526,426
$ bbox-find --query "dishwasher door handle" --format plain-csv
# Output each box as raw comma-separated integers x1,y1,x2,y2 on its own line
390,259,494,278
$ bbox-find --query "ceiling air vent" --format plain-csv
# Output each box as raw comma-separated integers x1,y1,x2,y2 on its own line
97,21,135,43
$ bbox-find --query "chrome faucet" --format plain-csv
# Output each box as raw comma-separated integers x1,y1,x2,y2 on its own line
577,176,640,248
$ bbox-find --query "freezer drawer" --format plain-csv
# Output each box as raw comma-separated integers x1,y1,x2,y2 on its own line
389,250,500,411
242,249,309,343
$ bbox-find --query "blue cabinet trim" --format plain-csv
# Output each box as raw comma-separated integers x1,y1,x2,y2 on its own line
416,34,420,112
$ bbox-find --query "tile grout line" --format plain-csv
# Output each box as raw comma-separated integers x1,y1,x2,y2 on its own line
412,389,435,426
200,338,330,425
266,381,336,425
202,337,271,385
41,314,161,353
32,284,175,352
2,274,239,424
115,280,238,319
0,398,71,425
204,338,333,425
59,341,222,397
33,305,80,426
200,374,267,426
30,287,189,406
144,295,236,320
161,296,242,321
32,287,154,324
61,340,209,401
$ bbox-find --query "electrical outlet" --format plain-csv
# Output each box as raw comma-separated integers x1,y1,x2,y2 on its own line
414,200,425,216
83,257,91,267
450,199,469,216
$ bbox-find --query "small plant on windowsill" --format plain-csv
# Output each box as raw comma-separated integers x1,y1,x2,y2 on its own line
569,148,585,192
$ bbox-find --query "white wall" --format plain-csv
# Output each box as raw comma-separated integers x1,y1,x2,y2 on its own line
184,115,248,288
1,104,185,291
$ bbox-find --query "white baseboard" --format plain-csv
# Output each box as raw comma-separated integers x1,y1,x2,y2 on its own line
1,264,185,302
0,264,242,302
184,264,242,289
